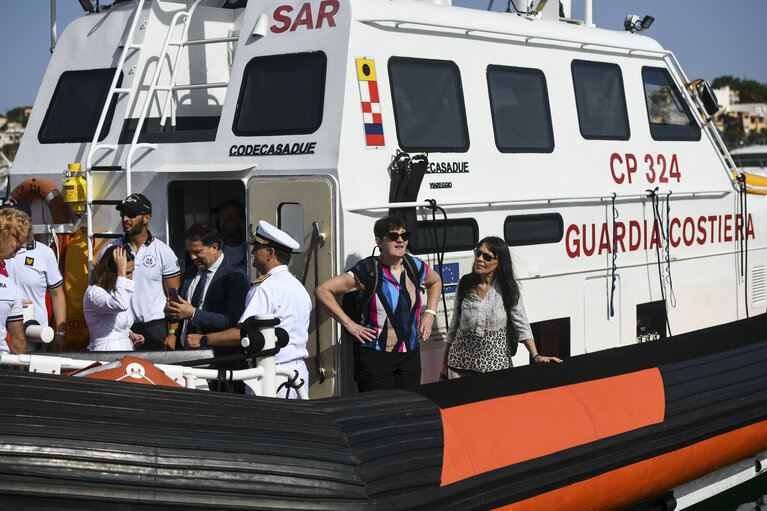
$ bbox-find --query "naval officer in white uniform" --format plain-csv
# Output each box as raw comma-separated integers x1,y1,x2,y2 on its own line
187,220,312,398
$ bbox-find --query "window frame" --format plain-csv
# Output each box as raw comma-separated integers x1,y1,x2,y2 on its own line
504,213,564,247
641,66,701,142
408,218,479,255
486,65,555,153
571,60,631,141
38,68,122,144
232,51,327,137
388,56,470,153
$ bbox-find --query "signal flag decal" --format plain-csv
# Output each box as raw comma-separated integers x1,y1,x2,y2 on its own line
356,58,385,148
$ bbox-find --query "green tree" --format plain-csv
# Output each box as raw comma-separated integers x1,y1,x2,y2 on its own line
746,127,767,146
712,76,742,89
721,114,745,149
4,107,31,127
0,143,20,160
738,80,767,103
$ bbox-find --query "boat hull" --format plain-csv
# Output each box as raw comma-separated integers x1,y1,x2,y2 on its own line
2,314,767,510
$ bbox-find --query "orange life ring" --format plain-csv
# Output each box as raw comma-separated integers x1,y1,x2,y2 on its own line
12,177,71,225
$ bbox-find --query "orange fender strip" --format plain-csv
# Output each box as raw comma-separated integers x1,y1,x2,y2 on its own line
441,368,665,485
79,356,182,387
501,419,767,511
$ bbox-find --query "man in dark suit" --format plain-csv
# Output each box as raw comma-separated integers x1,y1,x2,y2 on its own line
164,223,249,392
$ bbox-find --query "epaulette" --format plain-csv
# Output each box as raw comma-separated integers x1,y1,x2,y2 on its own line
252,273,271,285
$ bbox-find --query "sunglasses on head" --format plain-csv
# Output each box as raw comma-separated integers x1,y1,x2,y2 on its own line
474,249,497,262
382,231,410,242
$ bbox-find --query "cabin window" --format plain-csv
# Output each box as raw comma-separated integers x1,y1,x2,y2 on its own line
504,213,563,246
487,66,554,152
233,51,326,136
642,67,701,141
409,218,478,255
38,68,121,144
571,60,630,140
388,57,469,152
278,203,305,253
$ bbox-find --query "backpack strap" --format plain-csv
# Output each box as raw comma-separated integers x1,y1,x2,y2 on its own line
359,256,379,321
402,253,425,293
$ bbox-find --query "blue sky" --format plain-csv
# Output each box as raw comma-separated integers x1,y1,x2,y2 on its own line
1,0,765,114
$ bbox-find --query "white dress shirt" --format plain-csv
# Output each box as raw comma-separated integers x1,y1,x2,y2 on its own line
180,252,223,346
83,277,135,351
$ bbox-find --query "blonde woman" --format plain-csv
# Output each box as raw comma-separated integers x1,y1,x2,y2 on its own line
0,208,32,355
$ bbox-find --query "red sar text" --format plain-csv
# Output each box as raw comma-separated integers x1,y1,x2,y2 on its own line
271,0,340,33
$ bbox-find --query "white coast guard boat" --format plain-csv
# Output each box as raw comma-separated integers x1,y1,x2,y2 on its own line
3,0,767,508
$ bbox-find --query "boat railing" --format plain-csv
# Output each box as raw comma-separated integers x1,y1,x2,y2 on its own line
0,315,307,399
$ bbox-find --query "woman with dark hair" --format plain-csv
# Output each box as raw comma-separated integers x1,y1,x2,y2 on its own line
440,236,561,378
83,246,144,351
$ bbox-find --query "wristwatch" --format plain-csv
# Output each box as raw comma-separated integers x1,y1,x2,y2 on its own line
55,331,67,338
200,335,209,347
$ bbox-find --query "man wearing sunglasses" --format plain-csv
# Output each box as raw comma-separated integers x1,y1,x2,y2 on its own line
101,194,181,350
315,216,442,392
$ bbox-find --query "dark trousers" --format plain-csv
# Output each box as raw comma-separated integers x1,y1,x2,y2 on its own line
131,318,167,351
354,345,421,392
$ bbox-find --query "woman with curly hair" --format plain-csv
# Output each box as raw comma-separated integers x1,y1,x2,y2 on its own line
0,208,32,355
83,246,144,351
440,236,561,379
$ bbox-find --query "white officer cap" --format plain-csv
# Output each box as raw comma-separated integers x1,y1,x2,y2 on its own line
249,220,300,252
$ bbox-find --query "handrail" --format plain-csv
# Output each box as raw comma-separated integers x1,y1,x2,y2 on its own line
663,52,742,189
360,17,667,58
158,0,206,130
347,190,731,213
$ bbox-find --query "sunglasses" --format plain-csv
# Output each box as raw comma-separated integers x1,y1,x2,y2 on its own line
382,231,410,242
474,249,497,262
121,211,146,219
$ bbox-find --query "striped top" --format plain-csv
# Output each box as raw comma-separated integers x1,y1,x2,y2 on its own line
347,256,428,352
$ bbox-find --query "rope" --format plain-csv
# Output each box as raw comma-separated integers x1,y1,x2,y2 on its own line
426,199,450,329
276,370,305,399
664,191,676,308
647,187,672,337
737,174,749,318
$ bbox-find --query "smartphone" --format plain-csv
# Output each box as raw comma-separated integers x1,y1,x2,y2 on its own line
167,287,180,302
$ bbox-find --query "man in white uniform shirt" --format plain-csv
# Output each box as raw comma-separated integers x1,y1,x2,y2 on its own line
102,194,181,350
2,198,67,352
187,220,312,398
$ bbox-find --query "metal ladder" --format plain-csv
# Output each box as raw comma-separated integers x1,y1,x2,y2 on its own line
84,0,238,265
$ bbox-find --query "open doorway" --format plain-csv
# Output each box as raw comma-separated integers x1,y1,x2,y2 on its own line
167,180,246,273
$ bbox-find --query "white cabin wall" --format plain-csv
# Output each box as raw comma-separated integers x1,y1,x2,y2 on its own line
337,0,767,365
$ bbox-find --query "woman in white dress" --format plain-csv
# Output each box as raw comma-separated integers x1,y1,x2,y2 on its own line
83,246,144,351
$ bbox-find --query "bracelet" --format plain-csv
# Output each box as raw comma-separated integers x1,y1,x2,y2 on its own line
534,354,542,360
168,329,176,335
424,309,437,316
55,330,67,337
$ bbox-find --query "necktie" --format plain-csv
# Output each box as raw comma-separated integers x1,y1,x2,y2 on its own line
190,270,208,308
